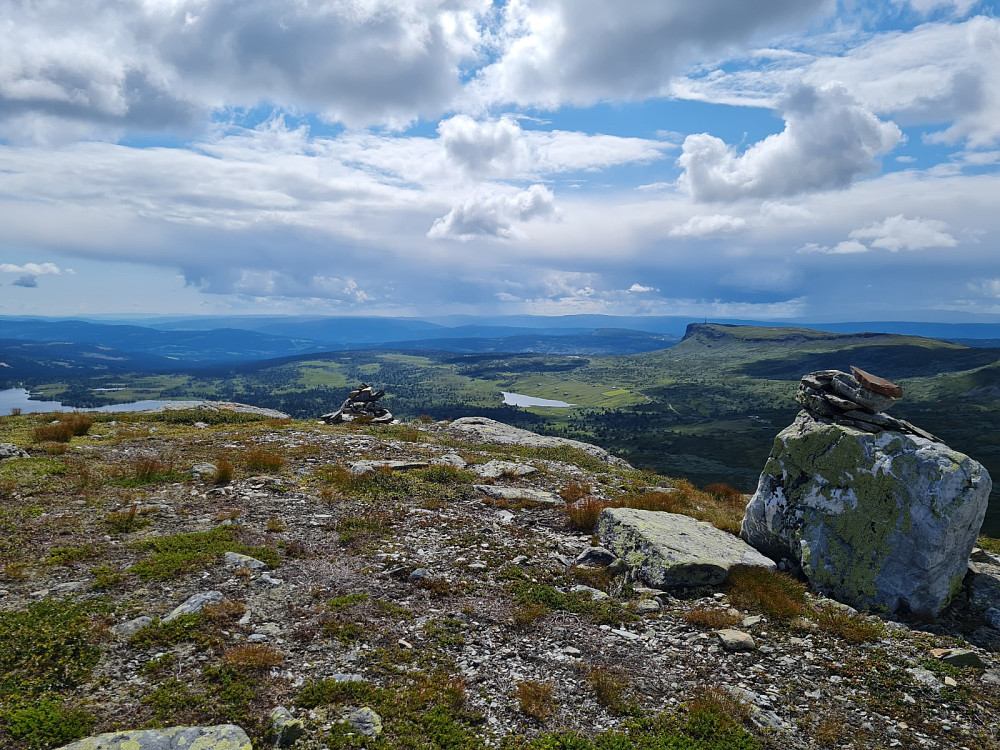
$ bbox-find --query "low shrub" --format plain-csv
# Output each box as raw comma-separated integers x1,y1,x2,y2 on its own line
241,448,285,473
213,458,234,485
515,680,555,721
684,606,742,630
223,644,285,670
583,666,637,716
104,504,151,534
814,607,886,643
726,565,807,621
0,698,95,750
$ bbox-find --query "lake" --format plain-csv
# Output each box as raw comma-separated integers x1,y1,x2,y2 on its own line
501,391,575,408
0,388,200,414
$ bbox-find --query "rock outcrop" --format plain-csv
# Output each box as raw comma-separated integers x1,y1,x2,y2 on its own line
449,416,628,467
321,383,393,424
57,725,252,750
598,507,776,587
742,370,991,616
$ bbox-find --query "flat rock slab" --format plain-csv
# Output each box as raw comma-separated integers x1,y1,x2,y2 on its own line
449,417,629,467
597,507,775,587
473,459,537,479
56,725,252,750
163,591,224,623
347,460,429,475
475,485,562,505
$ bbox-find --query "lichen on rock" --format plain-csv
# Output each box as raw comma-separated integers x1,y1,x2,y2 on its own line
741,411,991,616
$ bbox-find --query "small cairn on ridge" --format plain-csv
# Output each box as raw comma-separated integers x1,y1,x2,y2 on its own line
321,383,393,425
796,365,939,442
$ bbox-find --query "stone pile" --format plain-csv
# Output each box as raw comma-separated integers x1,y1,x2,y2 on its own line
321,383,393,424
795,365,938,442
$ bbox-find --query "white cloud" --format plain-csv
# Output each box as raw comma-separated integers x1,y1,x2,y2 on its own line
848,214,957,251
678,83,902,201
0,262,64,275
668,214,747,237
798,240,869,254
628,283,655,293
468,0,829,109
427,184,556,240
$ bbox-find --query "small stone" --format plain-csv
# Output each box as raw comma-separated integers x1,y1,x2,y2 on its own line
473,460,537,479
935,648,986,668
467,563,488,572
163,591,224,622
562,646,582,656
223,552,268,570
715,629,756,651
570,584,609,601
742,615,763,628
398,639,414,649
247,634,268,643
193,421,209,429
851,366,904,399
432,453,466,469
574,546,618,567
943,676,958,687
253,573,282,587
636,599,661,614
110,616,153,637
346,707,383,737
190,462,217,478
270,706,305,748
982,668,1000,685
906,667,941,691
408,568,431,581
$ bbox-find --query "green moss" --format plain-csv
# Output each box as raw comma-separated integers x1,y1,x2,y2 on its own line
45,544,100,566
128,526,279,580
0,697,95,750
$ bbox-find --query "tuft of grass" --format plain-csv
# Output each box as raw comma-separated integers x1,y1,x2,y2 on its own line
241,448,285,473
32,422,74,443
104,504,151,534
514,680,555,721
814,607,886,643
223,644,285,670
559,480,592,502
565,498,613,531
583,666,637,716
114,457,186,487
335,511,396,549
726,564,807,621
128,526,279,580
684,606,742,630
213,457,234,485
265,516,286,533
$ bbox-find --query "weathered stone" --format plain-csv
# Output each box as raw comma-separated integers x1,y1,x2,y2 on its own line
829,372,897,413
0,442,29,460
569,584,609,600
223,552,268,570
190,462,217,478
163,591,224,623
575,546,618,567
851,366,904,399
346,707,383,737
474,485,561,505
932,648,987,668
110,616,153,637
597,507,776,588
55,725,252,750
347,459,429,475
449,417,629,467
431,453,467,469
716,628,756,651
741,412,991,616
269,707,305,748
473,459,537,479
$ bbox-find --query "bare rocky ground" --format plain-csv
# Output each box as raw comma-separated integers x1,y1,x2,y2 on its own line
1,408,1000,750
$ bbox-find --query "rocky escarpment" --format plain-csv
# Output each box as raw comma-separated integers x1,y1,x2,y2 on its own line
0,405,998,750
743,369,991,617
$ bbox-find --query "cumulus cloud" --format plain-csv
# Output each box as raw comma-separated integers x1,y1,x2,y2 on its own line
628,283,655,293
469,0,829,108
848,214,957,251
0,262,64,275
678,83,902,201
0,0,489,142
668,214,747,237
427,184,556,240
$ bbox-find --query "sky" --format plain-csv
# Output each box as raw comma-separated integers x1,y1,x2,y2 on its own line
1,0,1000,321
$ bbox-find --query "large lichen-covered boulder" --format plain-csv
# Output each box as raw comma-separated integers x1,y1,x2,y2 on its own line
598,507,776,587
741,412,991,616
56,725,252,750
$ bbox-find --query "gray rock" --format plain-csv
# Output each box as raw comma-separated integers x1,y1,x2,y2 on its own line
569,584,609,601
474,485,561,505
190,462,217,478
347,460,429,475
829,372,897,412
936,648,986,668
448,417,629,467
635,599,661,614
741,412,991,616
983,668,1000,686
907,667,941,691
409,568,432,581
716,628,756,651
575,546,618,567
151,401,289,419
431,453,467,469
598,507,775,587
223,552,268,570
969,570,1000,612
110,616,153,637
55,725,252,750
472,459,537,479
0,442,29,460
346,707,382,737
986,607,1000,630
253,574,282,587
163,591,224,623
270,707,305,748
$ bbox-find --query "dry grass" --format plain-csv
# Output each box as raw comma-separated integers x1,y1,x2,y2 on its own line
583,666,635,715
32,415,94,443
514,680,555,721
683,606,742,629
266,517,286,533
814,607,886,643
241,448,285,473
213,458,234,485
558,480,592,502
726,565,807,621
223,644,285,670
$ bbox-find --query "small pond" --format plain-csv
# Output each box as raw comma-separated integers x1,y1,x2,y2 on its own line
501,391,575,408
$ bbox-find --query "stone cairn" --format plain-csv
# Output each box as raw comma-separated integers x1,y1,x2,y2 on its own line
321,383,393,425
796,365,939,442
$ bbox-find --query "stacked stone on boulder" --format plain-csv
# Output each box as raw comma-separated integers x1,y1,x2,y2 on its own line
796,365,938,442
321,383,393,424
742,366,991,617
